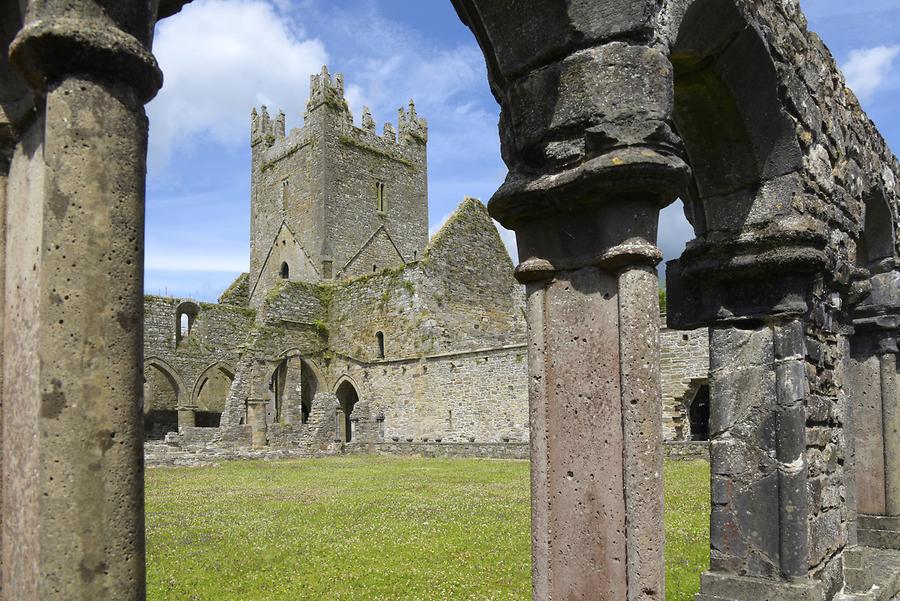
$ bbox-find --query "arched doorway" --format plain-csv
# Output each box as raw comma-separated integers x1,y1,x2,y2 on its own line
143,361,182,440
300,360,318,424
268,360,288,424
335,380,359,442
194,363,234,428
688,384,710,442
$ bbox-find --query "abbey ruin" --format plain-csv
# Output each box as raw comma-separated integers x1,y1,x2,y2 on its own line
141,65,711,456
2,0,900,600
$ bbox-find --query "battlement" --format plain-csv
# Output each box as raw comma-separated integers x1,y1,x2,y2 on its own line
307,65,348,114
251,67,428,157
250,105,285,147
398,100,427,146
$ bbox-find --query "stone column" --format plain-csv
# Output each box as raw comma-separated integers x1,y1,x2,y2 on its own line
882,348,900,518
2,2,166,598
246,399,269,449
668,263,845,598
177,405,197,429
847,269,900,550
520,199,672,601
451,4,690,598
848,323,900,549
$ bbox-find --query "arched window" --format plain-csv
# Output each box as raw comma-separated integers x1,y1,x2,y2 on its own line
280,262,289,279
376,331,385,358
175,301,199,346
375,180,385,212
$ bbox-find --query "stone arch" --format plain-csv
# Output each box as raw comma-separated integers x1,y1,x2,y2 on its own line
334,376,361,443
857,188,895,272
143,357,186,439
276,349,322,425
175,300,200,345
670,0,803,248
191,361,235,428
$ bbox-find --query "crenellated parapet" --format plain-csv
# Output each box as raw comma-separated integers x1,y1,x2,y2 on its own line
306,64,349,116
252,67,428,170
250,105,286,148
398,100,428,146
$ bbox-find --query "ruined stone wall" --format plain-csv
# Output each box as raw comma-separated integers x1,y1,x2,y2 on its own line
326,198,525,361
332,345,528,443
144,296,255,407
660,317,710,440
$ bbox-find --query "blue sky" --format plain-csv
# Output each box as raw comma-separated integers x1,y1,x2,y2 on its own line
145,0,900,301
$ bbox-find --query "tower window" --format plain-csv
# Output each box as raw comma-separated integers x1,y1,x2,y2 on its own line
280,262,289,279
375,181,385,212
281,179,289,212
376,331,385,358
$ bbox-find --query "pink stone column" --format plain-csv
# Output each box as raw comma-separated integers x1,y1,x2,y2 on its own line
515,197,673,601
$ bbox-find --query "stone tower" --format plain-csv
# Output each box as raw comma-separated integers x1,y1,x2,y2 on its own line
248,66,429,305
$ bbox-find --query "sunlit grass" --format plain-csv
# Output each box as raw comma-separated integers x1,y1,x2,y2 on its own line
146,456,709,600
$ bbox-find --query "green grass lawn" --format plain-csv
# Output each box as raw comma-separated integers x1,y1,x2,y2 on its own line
146,457,709,601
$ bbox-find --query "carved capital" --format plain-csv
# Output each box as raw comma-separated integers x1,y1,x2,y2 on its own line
10,11,162,102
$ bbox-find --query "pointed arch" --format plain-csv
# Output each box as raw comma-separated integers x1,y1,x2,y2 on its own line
858,188,895,272
334,376,361,443
143,357,186,439
143,356,187,402
191,361,236,402
671,0,803,243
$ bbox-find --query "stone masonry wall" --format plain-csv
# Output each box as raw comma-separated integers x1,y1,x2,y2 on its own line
144,296,255,409
660,315,710,440
334,345,529,444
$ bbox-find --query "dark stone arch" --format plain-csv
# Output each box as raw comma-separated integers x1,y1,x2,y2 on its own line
334,378,360,443
670,0,803,245
192,362,235,428
143,358,183,439
858,189,895,272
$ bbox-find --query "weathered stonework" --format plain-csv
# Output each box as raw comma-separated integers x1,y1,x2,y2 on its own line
142,74,529,455
3,1,900,600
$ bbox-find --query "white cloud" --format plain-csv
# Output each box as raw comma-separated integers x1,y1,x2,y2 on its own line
317,4,497,164
148,0,327,171
842,45,900,101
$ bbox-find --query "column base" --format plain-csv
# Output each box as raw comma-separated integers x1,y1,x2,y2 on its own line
696,572,824,601
857,515,900,550
841,544,900,601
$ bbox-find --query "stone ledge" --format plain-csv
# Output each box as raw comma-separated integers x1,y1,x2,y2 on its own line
858,515,900,550
696,572,824,601
841,545,900,600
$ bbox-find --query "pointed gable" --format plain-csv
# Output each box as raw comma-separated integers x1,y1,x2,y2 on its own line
339,226,405,278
